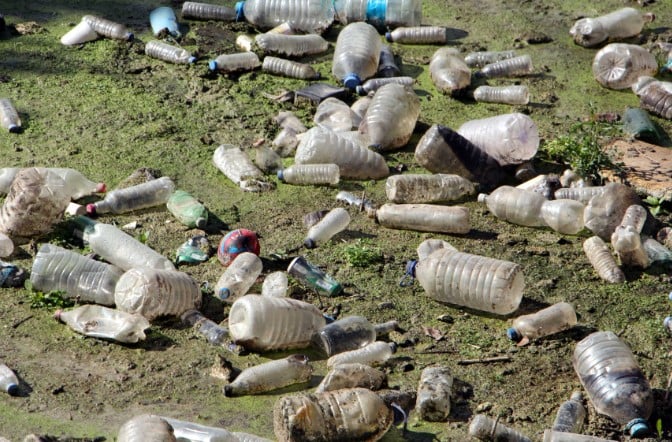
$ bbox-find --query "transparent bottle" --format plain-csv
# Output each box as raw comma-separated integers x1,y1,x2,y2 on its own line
166,189,208,229
181,1,236,21
326,340,395,367
516,173,561,199
235,0,335,34
261,271,288,297
477,54,533,78
378,45,401,77
631,76,672,120
584,182,642,242
543,429,618,442
360,83,420,151
611,225,649,268
592,43,657,90
208,52,261,73
224,354,312,397
643,237,672,264
572,331,653,437
287,255,343,296
415,366,453,422
50,168,106,200
72,216,176,271
255,33,328,57
117,414,176,442
474,85,530,105
417,238,456,261
86,176,175,215
540,199,585,235
295,126,389,180
315,362,386,393
478,185,546,227
373,203,470,234
145,40,195,64
333,0,367,24
582,236,625,284
114,267,202,321
457,113,539,167
332,22,382,89
464,49,517,68
385,173,475,204
228,294,327,351
0,232,13,258
506,302,577,345
261,56,320,80
366,0,423,29
149,6,180,37
82,15,134,41
55,305,150,343
408,247,524,315
554,186,605,204
385,26,446,44
212,144,265,190
350,96,371,128
0,98,21,133
468,414,532,442
304,207,350,248
0,364,19,396
314,97,356,132
312,315,376,356
277,164,339,186
552,391,586,434
429,47,471,95
214,252,263,300
569,7,655,48
159,417,238,441
181,309,229,346
61,18,99,46
30,243,123,306
355,75,415,95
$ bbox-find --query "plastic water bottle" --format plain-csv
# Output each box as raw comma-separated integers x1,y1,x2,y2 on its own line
552,391,586,434
429,47,470,95
261,271,288,297
30,243,123,306
378,45,401,77
86,176,175,215
385,26,446,44
255,33,328,57
315,362,386,393
326,341,395,367
618,204,647,233
117,414,176,441
214,252,263,300
360,83,420,151
474,85,530,105
224,354,312,396
569,7,655,48
464,49,517,68
643,237,672,264
332,22,382,89
55,305,150,343
611,226,649,268
72,216,176,271
313,97,355,132
235,0,335,34
554,186,605,204
478,186,547,227
0,167,105,200
208,52,261,73
373,203,470,234
506,302,577,345
61,18,99,46
366,0,423,29
592,44,657,90
572,331,653,437
166,190,208,229
415,366,453,422
385,173,475,204
468,414,532,442
149,6,180,37
540,199,585,235
476,54,533,78
262,56,320,80
287,255,343,296
0,364,19,396
543,430,617,442
407,247,524,315
0,98,21,133
582,236,625,284
145,40,196,64
0,232,13,258
212,144,266,190
181,309,229,346
159,417,238,441
228,294,327,351
312,315,377,356
304,207,350,248
82,15,133,41
417,238,456,261
631,76,672,120
355,75,415,95
181,2,236,21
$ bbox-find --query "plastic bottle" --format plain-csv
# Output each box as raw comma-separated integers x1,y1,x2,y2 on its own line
465,50,517,68
415,366,453,422
611,225,649,268
82,15,134,41
0,167,105,200
478,186,547,227
181,309,229,346
552,391,586,434
326,340,395,367
543,430,617,442
0,98,21,133
273,388,393,442
181,2,237,21
159,416,238,441
336,190,376,212
261,271,288,297
373,203,470,234
295,126,389,180
61,18,99,46
474,85,530,105
114,267,202,321
540,199,586,235
350,96,372,128
407,247,524,315
385,26,446,44
224,354,313,396
569,7,655,48
235,0,335,34
255,33,328,57
516,173,561,199
0,364,19,396
208,52,261,73
30,243,123,306
368,0,423,29
214,252,263,300
228,294,327,351
332,22,382,89
592,44,657,90
360,83,420,151
457,113,539,166
555,186,605,204
476,54,533,78
582,236,625,284
385,173,475,204
166,190,208,229
149,6,180,37
312,315,376,356
145,40,196,64
212,144,266,190
0,232,13,258
318,363,386,393
287,255,343,296
261,56,320,80
417,238,456,261
643,237,672,264
304,207,350,248
572,331,653,437
468,414,532,442
55,305,150,343
506,302,577,345
86,176,175,215
622,107,662,143
631,76,672,120
429,47,471,95
355,76,415,95
618,204,647,233
378,45,401,77
313,98,356,132
117,414,176,442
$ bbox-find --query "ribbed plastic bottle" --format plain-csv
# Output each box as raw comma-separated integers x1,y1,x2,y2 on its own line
611,225,649,268
0,98,21,133
261,271,288,297
457,113,539,166
315,362,386,393
82,15,134,41
86,176,175,215
468,414,532,442
464,50,517,68
386,26,446,44
30,243,123,306
572,331,653,437
477,54,533,78
415,366,453,422
569,7,655,48
429,47,470,95
552,391,586,434
474,85,530,105
631,76,672,120
582,236,625,284
181,2,237,21
261,56,320,80
295,126,389,180
117,414,176,442
326,340,395,367
506,302,577,345
478,186,546,227
360,83,420,151
374,203,470,234
312,315,376,356
378,45,401,77
313,97,355,132
145,40,195,64
55,305,150,343
555,186,605,204
304,207,350,248
540,199,586,235
224,354,313,396
61,18,99,46
0,167,105,200
0,232,13,258
212,144,265,189
235,0,335,34
181,309,229,346
159,417,238,441
255,33,328,57
214,252,262,301
592,43,657,90
417,238,456,261
385,173,475,204
208,52,261,73
408,247,524,315
228,294,327,351
166,190,208,229
355,75,415,95
332,22,382,89
149,6,180,37
0,364,19,396
543,430,618,442
350,96,371,127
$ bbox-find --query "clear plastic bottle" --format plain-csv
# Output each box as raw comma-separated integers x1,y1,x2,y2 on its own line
569,7,655,48
214,252,263,300
287,255,343,296
326,340,395,367
86,176,175,215
224,354,312,396
631,76,672,120
332,22,382,89
592,43,657,90
554,186,605,204
55,305,150,343
235,0,335,34
114,267,202,321
261,56,320,80
333,0,367,24
255,33,328,57
355,75,415,95
468,414,532,442
373,203,470,234
149,6,180,37
0,232,13,258
611,225,649,268
30,243,123,306
582,236,625,284
457,113,539,166
117,414,176,442
643,237,672,264
552,391,586,434
145,40,196,64
314,98,356,132
408,247,524,315
478,185,547,227
315,362,386,393
159,417,238,441
0,167,105,200
543,430,617,442
277,164,340,187
181,2,237,21
417,238,456,261
72,216,176,271
415,366,453,422
506,302,577,345
350,96,372,127
429,47,471,95
0,364,19,396
464,50,517,68
228,294,327,351
212,144,266,190
312,315,376,356
572,331,653,437
619,204,647,233
0,98,21,133
360,83,420,151
366,0,423,29
540,199,586,235
477,54,533,78
181,309,229,346
473,85,530,105
261,271,288,297
304,207,350,248
166,189,208,229
385,173,475,204
208,52,261,73
61,18,99,46
82,15,134,41
385,26,446,44
378,44,401,77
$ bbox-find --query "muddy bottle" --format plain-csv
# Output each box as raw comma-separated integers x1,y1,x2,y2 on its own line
643,237,672,264
261,271,288,297
429,47,470,95
314,97,356,132
287,255,343,296
0,233,13,258
224,354,312,396
304,207,350,248
385,173,475,204
407,247,525,315
166,189,208,229
540,199,586,235
0,98,21,133
149,6,180,37
316,362,386,393
632,76,672,120
212,144,266,191
582,236,625,284
543,430,618,442
415,366,453,422
592,43,657,90
262,56,320,80
0,167,106,200
326,340,395,367
0,364,19,396
145,40,195,64
55,305,150,343
278,164,339,186
30,243,123,306
61,18,99,46
478,186,546,227
214,252,263,301
117,414,176,442
555,186,605,204
255,33,328,57
208,52,261,73
235,0,335,34
86,176,175,215
417,238,456,261
573,331,653,437
569,7,654,48
477,54,533,78
385,25,446,44
360,83,420,151
228,294,327,351
465,49,517,68
378,45,401,77
552,391,586,434
611,205,649,268
332,22,382,89
114,267,202,321
373,203,470,234
181,309,229,346
474,85,530,105
83,15,134,41
507,302,577,345
312,315,377,356
469,414,532,442
355,75,415,95
181,1,236,21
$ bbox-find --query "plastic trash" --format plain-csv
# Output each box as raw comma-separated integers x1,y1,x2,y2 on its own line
385,173,475,204
181,2,237,21
372,203,470,234
335,190,376,213
464,49,517,68
278,164,340,186
224,354,312,396
312,315,376,357
478,186,547,227
506,302,577,346
555,186,605,204
262,56,320,80
287,255,343,296
540,199,586,235
378,45,401,77
631,76,672,120
552,391,586,434
543,430,618,442
208,52,261,74
474,85,530,105
253,145,283,174
333,0,422,29
181,309,229,346
569,7,654,48
261,271,288,297
313,97,356,132
360,83,419,151
235,0,335,34
54,305,149,343
117,414,176,441
476,54,533,78
304,207,350,248
622,107,662,143
212,144,267,191
255,33,328,57
82,15,133,41
583,183,642,241
0,233,13,258
326,340,395,367
468,414,532,442
415,366,453,422
315,362,386,393
416,238,456,261
166,190,208,229
572,331,653,437
175,236,210,265
592,44,657,90
611,205,649,268
332,22,382,89
214,252,263,300
385,26,446,44
429,47,470,95
642,237,672,264
582,236,625,283
0,364,19,396
149,6,180,37
158,416,239,441
355,76,415,96
86,176,175,215
0,98,21,133
217,228,260,267
516,173,561,199
60,18,99,46
145,40,195,64
0,167,105,200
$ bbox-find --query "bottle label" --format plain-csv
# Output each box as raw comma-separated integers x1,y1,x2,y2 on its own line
366,0,388,28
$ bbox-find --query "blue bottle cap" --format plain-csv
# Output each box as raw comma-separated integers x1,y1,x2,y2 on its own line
235,1,245,21
208,60,218,71
277,169,284,181
665,316,672,329
218,288,230,300
187,56,197,64
384,31,392,41
6,383,18,396
506,327,522,342
343,73,362,90
625,418,649,437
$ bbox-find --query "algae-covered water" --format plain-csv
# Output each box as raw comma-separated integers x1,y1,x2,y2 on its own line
1,0,672,440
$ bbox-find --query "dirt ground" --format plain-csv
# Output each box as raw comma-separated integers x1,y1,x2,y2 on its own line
1,0,672,440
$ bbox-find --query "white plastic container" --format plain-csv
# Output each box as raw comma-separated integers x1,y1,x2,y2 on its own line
304,207,350,248
255,33,328,57
429,48,471,95
474,85,529,105
55,305,150,343
569,7,654,48
60,18,99,46
235,0,335,34
506,302,577,345
477,54,533,78
332,22,382,89
582,236,625,284
385,173,474,204
224,354,312,396
592,43,657,90
385,26,446,44
212,144,266,191
326,341,395,367
83,15,133,40
478,185,546,227
117,414,176,442
0,99,20,133
469,414,532,442
261,271,288,297
360,83,419,151
181,2,237,21
632,76,672,120
145,40,196,64
374,203,470,234
261,56,319,80
214,252,263,300
415,366,453,421
208,52,261,73
0,364,19,396
552,391,586,434
86,176,175,215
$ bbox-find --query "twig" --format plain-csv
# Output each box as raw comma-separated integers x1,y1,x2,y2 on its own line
11,314,33,329
457,356,511,365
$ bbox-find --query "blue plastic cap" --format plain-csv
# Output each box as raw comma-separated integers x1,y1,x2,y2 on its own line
6,383,18,396
506,327,521,342
218,288,230,300
343,73,361,89
385,31,392,41
277,169,284,181
665,316,672,330
235,1,245,21
187,56,197,64
405,260,417,277
625,418,649,437
208,60,218,71
366,0,387,28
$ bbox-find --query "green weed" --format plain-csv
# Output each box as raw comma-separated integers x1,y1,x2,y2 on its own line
643,195,669,217
341,241,383,268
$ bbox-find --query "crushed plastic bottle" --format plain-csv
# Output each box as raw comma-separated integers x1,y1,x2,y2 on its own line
86,176,175,215
60,18,99,46
214,252,263,300
166,190,208,229
506,302,577,346
478,185,547,227
631,76,672,120
476,54,533,78
287,255,343,296
372,203,470,234
83,15,134,41
261,271,288,297
208,52,261,74
304,207,350,248
569,7,654,48
332,22,381,89
262,56,320,80
415,366,453,422
474,85,530,105
149,6,180,37
315,362,386,393
385,173,475,204
181,309,229,346
355,76,415,96
181,1,237,21
429,47,471,95
224,354,312,396
145,40,196,64
55,305,150,343
0,167,105,201
278,164,340,186
360,83,419,151
255,33,328,57
0,363,19,396
552,391,586,434
312,315,377,357
468,414,532,442
212,144,267,191
583,183,642,241
175,236,210,265
117,414,176,441
313,97,356,132
592,43,657,90
0,98,21,132
582,236,625,284
326,340,395,367
235,0,335,34
464,49,517,68
385,26,447,44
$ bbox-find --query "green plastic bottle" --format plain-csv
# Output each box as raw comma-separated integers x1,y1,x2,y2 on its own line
166,190,208,229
